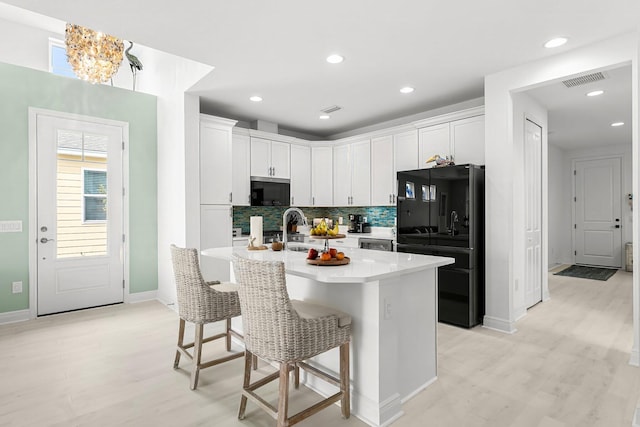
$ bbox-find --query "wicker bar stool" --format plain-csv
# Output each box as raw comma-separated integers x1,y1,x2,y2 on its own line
232,254,351,427
170,244,245,390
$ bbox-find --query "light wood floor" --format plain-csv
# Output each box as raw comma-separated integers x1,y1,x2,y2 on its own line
0,269,638,427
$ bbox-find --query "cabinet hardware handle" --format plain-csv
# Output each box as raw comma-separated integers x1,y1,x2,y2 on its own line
248,195,251,204
312,196,315,205
291,196,294,205
229,192,232,203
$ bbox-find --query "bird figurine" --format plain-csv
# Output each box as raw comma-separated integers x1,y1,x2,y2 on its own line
125,42,143,91
425,154,455,167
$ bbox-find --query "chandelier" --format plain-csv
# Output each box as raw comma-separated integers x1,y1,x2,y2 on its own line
65,23,124,84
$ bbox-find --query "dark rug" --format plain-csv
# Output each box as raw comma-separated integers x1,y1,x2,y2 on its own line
554,265,617,281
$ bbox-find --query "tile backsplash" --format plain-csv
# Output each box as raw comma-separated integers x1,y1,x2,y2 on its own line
233,206,396,233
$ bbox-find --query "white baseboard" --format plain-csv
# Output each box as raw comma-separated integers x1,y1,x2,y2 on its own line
0,309,30,325
482,315,517,334
125,290,157,303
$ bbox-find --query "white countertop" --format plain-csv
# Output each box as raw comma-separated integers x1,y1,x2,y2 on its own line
202,246,453,284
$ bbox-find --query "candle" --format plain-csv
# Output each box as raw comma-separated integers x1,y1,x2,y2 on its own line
250,216,263,247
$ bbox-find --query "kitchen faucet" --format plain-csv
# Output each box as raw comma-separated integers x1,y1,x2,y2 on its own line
282,207,307,249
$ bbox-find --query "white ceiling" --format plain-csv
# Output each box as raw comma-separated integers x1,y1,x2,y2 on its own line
526,65,632,150
2,0,638,141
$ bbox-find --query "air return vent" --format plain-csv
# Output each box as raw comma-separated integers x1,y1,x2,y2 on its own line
562,72,606,88
320,105,341,114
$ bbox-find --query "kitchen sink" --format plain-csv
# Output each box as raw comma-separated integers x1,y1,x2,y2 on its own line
287,246,311,252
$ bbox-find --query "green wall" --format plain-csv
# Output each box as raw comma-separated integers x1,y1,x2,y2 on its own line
0,62,158,314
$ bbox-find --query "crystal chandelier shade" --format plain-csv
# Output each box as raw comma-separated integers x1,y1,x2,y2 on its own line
65,23,124,84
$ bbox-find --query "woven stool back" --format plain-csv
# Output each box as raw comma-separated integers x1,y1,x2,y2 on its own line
170,245,240,324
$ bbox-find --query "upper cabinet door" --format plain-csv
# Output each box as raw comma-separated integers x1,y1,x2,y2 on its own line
311,146,333,206
350,139,371,206
450,115,485,166
232,133,250,206
250,137,271,177
290,144,311,206
394,130,419,173
371,135,395,206
419,123,450,169
200,121,232,204
333,144,350,206
270,140,290,179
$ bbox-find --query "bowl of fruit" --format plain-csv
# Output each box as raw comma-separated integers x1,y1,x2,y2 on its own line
306,247,349,266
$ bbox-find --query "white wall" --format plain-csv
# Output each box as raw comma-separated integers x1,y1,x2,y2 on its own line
484,31,639,346
547,143,571,267
0,6,215,305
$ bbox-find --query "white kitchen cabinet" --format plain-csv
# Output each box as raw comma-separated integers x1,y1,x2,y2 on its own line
333,140,371,206
311,146,333,206
371,135,394,206
200,117,233,204
250,137,290,179
419,123,450,169
418,115,484,168
371,131,419,206
200,205,232,282
232,133,250,206
394,130,419,173
290,144,311,206
450,115,485,166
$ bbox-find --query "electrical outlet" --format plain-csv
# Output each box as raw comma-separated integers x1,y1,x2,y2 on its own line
12,281,23,294
384,298,392,319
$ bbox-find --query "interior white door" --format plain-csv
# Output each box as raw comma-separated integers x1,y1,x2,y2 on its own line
574,157,622,267
524,119,542,308
36,114,124,315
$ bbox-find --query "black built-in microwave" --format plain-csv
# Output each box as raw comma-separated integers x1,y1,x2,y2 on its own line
250,177,290,206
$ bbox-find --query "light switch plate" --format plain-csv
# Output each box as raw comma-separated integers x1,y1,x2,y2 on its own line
12,281,23,294
0,221,22,233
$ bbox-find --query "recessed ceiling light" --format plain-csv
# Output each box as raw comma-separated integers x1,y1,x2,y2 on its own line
249,96,262,102
319,114,330,120
326,54,344,64
400,87,414,94
611,122,624,127
586,90,604,97
544,37,568,48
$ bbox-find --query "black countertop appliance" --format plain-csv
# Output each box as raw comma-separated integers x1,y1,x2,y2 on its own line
396,164,484,328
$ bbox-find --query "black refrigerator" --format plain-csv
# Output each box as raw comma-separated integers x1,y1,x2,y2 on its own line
396,164,484,328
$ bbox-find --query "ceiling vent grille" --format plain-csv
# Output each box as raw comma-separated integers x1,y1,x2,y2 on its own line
562,72,606,88
320,105,341,114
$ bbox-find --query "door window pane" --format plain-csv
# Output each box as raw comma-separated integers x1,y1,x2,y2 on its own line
56,131,108,258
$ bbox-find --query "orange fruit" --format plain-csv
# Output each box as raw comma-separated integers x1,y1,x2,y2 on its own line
336,252,345,260
320,252,332,261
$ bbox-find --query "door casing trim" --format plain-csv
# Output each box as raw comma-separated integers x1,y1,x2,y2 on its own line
28,107,130,319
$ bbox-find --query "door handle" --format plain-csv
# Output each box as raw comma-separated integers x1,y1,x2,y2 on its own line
40,237,55,243
615,225,621,228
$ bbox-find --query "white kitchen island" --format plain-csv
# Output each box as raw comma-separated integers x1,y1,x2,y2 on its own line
202,246,453,427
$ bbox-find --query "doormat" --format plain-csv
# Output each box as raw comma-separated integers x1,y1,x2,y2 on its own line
553,265,617,281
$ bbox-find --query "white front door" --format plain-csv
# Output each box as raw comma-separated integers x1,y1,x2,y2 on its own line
574,157,622,268
524,119,542,308
36,113,124,315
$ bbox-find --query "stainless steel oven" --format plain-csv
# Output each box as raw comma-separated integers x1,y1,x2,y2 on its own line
359,238,394,251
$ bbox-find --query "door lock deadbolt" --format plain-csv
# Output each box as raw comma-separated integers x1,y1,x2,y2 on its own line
40,226,48,232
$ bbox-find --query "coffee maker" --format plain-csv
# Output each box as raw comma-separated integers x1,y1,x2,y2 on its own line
348,214,363,233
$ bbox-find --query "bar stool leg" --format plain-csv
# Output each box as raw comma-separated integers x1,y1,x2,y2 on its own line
277,362,290,427
238,350,253,420
174,318,185,368
340,342,350,419
225,318,232,351
190,323,204,390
